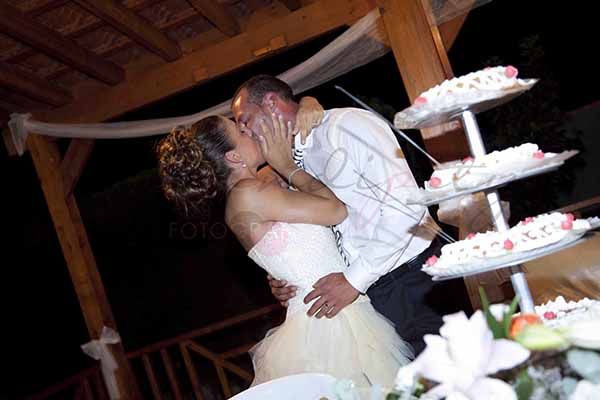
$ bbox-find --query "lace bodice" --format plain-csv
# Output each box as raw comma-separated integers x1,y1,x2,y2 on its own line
248,222,357,314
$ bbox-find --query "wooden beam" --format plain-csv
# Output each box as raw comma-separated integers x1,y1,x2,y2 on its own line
7,0,165,65
186,0,240,37
0,2,124,85
378,0,469,160
36,0,372,124
378,0,452,101
24,0,71,17
280,0,303,11
61,139,96,196
0,99,19,113
0,88,50,112
73,0,182,62
438,0,474,50
27,133,138,399
0,60,72,106
12,6,201,82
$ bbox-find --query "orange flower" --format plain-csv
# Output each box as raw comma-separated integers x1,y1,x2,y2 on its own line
509,313,542,338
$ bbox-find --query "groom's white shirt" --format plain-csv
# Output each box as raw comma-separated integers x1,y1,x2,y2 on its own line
295,108,439,293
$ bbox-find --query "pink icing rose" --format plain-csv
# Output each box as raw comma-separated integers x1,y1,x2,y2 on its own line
522,217,534,225
414,96,428,105
533,150,545,159
504,239,514,250
543,311,557,320
426,255,438,266
505,65,519,78
565,213,575,222
466,233,476,240
561,220,573,230
429,177,442,188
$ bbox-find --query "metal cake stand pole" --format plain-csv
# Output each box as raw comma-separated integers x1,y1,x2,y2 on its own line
460,110,535,313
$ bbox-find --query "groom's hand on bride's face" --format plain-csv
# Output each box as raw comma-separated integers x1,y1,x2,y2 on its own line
304,273,359,319
267,274,297,307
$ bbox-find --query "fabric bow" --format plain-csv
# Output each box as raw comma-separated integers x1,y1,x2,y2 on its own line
81,326,121,399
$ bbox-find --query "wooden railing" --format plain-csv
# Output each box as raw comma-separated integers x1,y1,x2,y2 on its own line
27,304,283,400
27,366,108,400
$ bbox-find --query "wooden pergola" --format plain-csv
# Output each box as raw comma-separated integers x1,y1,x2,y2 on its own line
1,1,474,398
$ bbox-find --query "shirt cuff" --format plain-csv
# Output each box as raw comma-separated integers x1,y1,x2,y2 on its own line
343,262,379,294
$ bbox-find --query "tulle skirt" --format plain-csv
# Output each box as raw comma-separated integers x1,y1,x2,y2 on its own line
250,298,414,388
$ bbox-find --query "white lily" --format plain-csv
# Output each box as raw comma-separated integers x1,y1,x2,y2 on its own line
570,380,600,400
566,319,600,350
399,311,530,400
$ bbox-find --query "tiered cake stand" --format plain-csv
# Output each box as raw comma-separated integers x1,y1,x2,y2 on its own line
394,82,595,313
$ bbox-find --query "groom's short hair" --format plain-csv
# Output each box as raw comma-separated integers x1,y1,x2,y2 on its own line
233,75,294,106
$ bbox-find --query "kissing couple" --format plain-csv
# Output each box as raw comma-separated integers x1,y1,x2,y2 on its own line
158,75,447,387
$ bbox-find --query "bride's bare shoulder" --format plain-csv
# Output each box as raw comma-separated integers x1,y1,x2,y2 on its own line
227,178,278,210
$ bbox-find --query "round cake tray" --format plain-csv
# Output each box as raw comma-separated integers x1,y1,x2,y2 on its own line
425,224,600,281
394,80,538,130
404,150,578,206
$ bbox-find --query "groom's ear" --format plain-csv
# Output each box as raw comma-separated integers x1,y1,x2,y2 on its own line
262,92,278,112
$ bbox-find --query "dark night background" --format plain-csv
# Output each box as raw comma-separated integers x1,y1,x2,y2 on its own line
3,0,600,398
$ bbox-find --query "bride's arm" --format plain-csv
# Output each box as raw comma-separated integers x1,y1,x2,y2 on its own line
230,114,347,226
295,96,324,143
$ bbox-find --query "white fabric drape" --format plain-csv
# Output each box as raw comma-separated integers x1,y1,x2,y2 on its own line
8,10,388,155
81,326,122,400
8,0,492,156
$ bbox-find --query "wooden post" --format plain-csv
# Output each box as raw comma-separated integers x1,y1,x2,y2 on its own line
377,0,469,162
26,133,137,399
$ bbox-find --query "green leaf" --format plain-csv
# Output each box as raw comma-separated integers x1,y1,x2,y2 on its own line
503,295,520,338
514,369,534,400
516,324,569,350
479,287,504,339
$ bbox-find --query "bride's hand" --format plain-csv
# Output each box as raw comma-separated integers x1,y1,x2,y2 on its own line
295,97,324,145
258,113,296,176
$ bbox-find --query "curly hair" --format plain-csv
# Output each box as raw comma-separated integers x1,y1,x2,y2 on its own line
157,116,234,216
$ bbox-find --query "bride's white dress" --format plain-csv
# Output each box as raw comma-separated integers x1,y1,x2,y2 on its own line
248,222,413,387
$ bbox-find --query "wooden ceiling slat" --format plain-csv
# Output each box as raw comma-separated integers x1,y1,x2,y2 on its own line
35,0,372,124
73,0,182,62
0,99,22,113
0,2,124,85
26,0,71,17
0,60,72,106
45,8,202,81
0,87,49,111
186,0,240,37
5,0,166,66
280,0,302,11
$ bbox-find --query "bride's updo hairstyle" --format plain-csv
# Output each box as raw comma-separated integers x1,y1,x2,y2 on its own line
157,116,235,215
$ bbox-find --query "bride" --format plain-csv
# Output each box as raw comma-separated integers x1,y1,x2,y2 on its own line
157,104,413,388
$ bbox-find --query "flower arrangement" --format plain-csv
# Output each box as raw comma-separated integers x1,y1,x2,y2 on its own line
386,289,600,400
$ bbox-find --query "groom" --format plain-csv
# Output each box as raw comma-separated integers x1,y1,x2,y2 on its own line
232,75,447,354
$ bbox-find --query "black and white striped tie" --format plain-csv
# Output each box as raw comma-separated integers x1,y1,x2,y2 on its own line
292,147,350,267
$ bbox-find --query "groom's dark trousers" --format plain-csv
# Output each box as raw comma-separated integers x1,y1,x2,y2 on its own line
366,236,468,355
